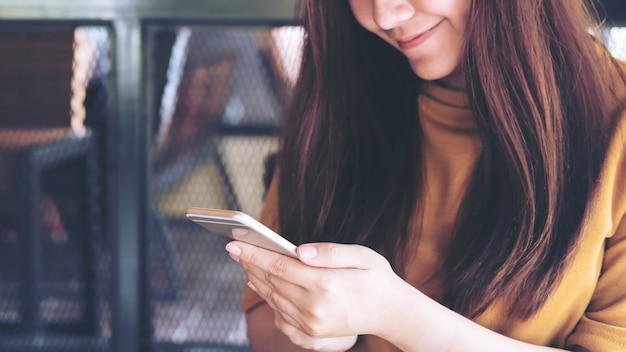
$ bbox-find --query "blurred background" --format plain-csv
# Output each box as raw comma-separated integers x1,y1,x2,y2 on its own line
0,0,623,351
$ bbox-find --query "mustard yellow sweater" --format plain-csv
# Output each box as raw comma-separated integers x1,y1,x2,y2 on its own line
243,73,626,351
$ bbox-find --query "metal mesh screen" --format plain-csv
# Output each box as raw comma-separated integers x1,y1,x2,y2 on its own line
0,25,112,351
147,25,303,350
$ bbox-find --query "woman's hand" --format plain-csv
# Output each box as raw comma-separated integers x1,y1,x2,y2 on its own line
226,240,405,350
228,240,574,352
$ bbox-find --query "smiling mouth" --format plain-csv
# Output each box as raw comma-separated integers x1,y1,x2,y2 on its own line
396,20,443,50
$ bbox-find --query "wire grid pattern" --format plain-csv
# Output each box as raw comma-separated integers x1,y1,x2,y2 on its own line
148,25,304,348
0,25,112,351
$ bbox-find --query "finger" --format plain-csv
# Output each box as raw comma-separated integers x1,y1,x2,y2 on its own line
273,307,308,336
274,312,339,350
248,278,317,338
245,269,307,321
239,251,315,319
297,242,388,270
226,240,319,287
276,320,323,350
275,314,359,352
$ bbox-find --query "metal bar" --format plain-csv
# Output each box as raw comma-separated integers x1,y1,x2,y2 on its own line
0,335,109,352
0,0,299,22
17,149,42,333
109,18,143,352
213,143,242,211
84,135,101,335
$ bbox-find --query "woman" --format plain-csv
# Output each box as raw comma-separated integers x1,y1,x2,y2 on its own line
226,0,626,350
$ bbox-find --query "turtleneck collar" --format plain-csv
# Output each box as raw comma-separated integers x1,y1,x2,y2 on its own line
419,80,476,133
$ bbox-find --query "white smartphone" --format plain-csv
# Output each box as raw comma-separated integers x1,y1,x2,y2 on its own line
185,207,298,258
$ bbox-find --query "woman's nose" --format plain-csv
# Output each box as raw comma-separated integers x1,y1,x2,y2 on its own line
373,0,415,30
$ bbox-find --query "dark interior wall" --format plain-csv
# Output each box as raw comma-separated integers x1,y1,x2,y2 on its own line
597,0,626,24
0,25,75,128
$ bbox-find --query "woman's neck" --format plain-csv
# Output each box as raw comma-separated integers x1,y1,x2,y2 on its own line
434,70,466,91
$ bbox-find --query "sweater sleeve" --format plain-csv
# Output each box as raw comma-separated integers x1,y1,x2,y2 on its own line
566,220,626,350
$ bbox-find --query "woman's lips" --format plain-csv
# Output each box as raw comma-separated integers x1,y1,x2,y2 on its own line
396,20,443,50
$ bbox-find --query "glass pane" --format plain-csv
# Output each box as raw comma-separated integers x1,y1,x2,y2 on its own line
607,26,626,60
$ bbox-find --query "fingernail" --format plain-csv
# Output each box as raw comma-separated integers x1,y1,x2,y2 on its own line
225,243,242,256
298,245,317,259
232,228,248,237
247,281,258,292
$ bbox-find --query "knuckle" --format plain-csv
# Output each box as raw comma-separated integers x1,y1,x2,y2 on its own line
378,254,393,270
266,289,278,307
313,276,337,296
328,244,343,262
238,251,256,271
273,312,285,329
301,320,325,338
301,306,327,336
268,257,287,276
288,334,310,349
278,324,318,350
263,270,274,287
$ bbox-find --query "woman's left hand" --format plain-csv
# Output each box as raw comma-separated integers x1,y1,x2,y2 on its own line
226,240,405,342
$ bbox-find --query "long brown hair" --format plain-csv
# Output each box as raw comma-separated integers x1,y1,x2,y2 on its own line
277,0,626,319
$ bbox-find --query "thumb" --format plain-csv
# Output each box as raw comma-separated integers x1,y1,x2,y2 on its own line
296,243,383,269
